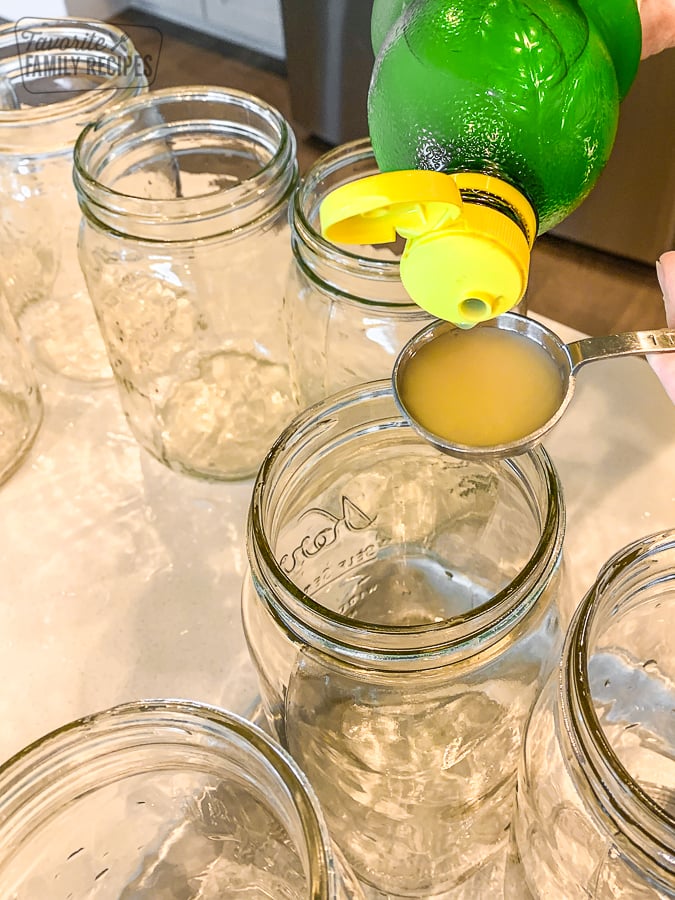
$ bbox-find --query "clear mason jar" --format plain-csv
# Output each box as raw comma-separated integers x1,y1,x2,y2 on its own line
513,530,675,899
74,87,299,481
285,138,434,407
242,381,566,897
0,289,42,486
0,700,364,898
0,18,147,381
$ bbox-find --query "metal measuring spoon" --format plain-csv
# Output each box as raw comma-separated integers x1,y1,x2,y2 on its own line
393,313,675,459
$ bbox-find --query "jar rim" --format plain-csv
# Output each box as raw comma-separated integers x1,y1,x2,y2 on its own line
290,236,428,313
0,19,143,134
563,530,675,877
248,381,565,660
0,699,336,897
73,85,297,238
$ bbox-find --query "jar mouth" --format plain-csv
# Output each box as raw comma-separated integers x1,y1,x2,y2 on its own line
248,381,565,660
290,237,430,313
293,137,407,279
0,19,144,150
0,700,335,897
563,531,675,879
73,86,297,241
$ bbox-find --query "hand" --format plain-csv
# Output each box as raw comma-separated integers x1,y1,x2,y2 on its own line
647,252,675,403
638,0,675,57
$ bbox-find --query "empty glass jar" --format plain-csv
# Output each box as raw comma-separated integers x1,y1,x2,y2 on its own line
285,138,433,407
243,381,566,897
514,530,675,899
0,700,363,898
0,290,42,486
74,87,299,480
0,18,147,380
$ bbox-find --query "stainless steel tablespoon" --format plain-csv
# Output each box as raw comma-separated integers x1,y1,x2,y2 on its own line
393,313,675,459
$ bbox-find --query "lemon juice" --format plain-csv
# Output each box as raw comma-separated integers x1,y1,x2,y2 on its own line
400,327,564,447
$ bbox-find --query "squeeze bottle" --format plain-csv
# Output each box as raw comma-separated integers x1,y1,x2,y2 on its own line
320,0,642,326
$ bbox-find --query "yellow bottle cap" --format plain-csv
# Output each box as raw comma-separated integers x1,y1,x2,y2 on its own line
452,172,537,246
401,203,532,324
319,170,535,327
320,170,463,244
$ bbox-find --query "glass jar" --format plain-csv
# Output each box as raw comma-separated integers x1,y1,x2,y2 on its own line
0,700,364,898
74,87,299,481
285,138,434,407
513,530,675,899
0,290,42,486
243,381,566,897
0,18,147,381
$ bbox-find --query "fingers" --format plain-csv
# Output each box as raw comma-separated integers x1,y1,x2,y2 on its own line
656,251,675,327
638,0,675,58
647,251,675,403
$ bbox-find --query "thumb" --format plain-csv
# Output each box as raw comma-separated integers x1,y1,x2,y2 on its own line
647,251,675,403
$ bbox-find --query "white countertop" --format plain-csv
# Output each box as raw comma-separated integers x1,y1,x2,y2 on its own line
1,317,674,765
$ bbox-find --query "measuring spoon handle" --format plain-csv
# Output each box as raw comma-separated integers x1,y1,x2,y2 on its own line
567,329,675,372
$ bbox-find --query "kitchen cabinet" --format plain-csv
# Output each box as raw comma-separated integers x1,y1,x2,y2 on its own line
552,49,675,263
130,0,285,58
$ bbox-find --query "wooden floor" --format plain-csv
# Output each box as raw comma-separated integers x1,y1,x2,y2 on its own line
120,8,667,337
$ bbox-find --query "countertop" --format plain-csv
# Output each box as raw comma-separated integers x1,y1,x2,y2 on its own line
1,317,674,766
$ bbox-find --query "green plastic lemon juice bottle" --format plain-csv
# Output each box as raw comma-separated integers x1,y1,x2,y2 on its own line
321,0,642,326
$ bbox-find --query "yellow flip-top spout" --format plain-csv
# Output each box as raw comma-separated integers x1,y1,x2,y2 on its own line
320,170,536,327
